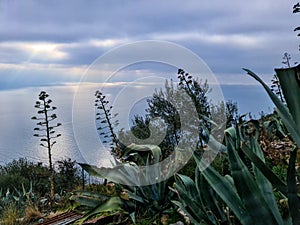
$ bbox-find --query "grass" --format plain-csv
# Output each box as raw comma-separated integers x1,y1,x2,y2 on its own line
0,203,20,225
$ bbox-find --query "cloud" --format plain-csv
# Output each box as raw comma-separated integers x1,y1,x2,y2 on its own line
0,0,298,90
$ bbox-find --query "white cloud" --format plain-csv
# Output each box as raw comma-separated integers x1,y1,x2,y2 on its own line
0,41,68,62
88,38,128,48
152,32,265,49
0,0,298,89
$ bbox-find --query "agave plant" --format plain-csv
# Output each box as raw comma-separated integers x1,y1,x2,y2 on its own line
173,66,300,225
75,144,174,223
13,182,36,209
171,170,228,225
173,122,288,225
243,66,300,224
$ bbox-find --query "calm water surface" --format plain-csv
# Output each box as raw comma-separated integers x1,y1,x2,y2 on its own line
0,84,273,165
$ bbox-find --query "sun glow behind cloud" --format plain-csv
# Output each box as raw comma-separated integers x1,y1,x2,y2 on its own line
0,41,68,62
29,42,67,60
0,0,298,90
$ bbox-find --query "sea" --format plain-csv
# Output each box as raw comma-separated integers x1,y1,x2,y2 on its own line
0,84,274,166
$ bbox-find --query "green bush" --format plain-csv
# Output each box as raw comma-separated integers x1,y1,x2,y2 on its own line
0,157,81,198
55,158,82,193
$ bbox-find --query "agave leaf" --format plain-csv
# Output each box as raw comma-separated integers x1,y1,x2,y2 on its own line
123,144,162,164
71,195,103,208
127,191,147,204
72,190,110,199
275,66,300,129
89,144,163,186
249,138,284,225
129,212,136,225
194,154,251,224
176,174,199,199
201,125,228,153
287,148,300,224
195,169,210,216
240,144,287,195
207,134,228,153
176,174,216,222
78,162,140,186
243,68,300,147
172,200,212,225
78,196,124,223
273,116,288,138
225,135,279,225
198,171,227,223
174,175,205,222
70,191,110,208
173,175,215,225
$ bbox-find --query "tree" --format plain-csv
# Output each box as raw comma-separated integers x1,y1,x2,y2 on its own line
146,80,182,156
118,115,152,146
31,91,61,201
177,69,211,122
55,158,81,192
0,158,50,196
119,69,212,158
211,100,238,127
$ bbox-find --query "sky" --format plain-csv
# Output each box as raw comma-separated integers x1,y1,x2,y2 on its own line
0,1,299,165
0,0,299,90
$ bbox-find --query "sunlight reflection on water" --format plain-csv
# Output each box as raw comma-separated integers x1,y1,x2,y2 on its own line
0,83,273,165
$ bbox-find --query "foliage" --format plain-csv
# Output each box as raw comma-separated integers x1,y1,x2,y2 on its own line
70,186,130,223
174,123,287,225
244,67,300,224
76,144,175,223
0,158,49,196
126,179,173,219
78,69,230,223
32,91,62,201
0,156,82,221
172,66,300,225
128,115,151,142
210,100,239,143
0,203,20,225
119,69,213,162
121,143,162,166
172,171,228,225
55,158,82,193
261,112,287,140
177,155,197,179
177,69,211,122
272,165,288,183
145,79,185,156
0,180,38,224
118,115,156,148
147,69,211,150
24,204,42,223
